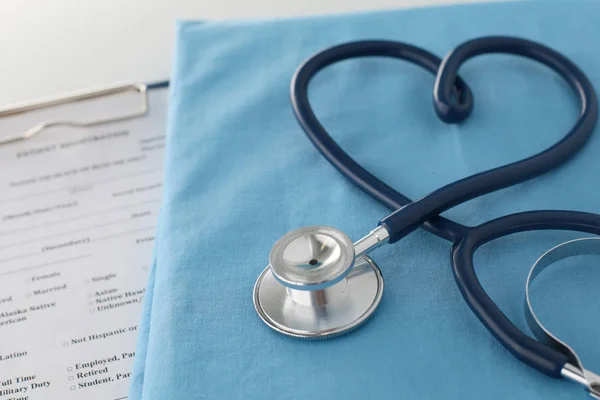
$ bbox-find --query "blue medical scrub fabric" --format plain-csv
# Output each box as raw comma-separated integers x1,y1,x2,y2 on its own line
131,1,600,398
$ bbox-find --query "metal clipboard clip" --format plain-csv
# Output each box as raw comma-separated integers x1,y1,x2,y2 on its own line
0,83,149,146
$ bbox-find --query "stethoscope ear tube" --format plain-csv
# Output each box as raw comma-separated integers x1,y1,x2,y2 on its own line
452,211,600,379
525,237,600,397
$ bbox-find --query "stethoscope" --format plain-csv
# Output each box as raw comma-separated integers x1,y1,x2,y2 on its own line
253,36,600,398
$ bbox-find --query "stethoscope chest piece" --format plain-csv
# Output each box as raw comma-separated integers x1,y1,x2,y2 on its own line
253,226,384,339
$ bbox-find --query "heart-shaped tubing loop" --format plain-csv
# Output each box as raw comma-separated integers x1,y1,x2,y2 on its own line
291,40,475,242
452,210,600,378
380,36,598,243
291,38,598,244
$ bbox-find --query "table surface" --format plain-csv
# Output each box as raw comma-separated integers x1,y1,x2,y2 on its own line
0,0,491,105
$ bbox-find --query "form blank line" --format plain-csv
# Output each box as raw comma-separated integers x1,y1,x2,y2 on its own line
0,168,162,204
0,251,39,264
0,217,136,250
88,168,162,186
95,226,156,242
0,199,160,237
0,188,66,204
0,254,92,277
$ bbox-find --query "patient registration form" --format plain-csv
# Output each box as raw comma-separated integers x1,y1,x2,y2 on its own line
0,87,167,400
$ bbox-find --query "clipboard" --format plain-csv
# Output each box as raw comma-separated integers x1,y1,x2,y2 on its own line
0,79,169,400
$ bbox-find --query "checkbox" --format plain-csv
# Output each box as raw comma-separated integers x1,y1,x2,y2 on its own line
70,386,76,391
86,294,92,299
26,293,31,298
69,376,74,381
88,301,94,306
89,309,95,314
67,367,73,371
63,342,69,347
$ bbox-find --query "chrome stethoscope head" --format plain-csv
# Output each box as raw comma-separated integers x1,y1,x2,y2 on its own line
253,226,389,339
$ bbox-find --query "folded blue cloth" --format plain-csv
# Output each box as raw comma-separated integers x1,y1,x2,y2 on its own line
130,2,600,398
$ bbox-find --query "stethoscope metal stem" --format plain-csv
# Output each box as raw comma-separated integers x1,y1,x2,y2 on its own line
354,226,390,257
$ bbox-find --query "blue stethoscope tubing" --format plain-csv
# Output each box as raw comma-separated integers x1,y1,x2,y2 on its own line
291,37,599,378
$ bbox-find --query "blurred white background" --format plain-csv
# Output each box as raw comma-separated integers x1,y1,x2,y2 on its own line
0,0,491,104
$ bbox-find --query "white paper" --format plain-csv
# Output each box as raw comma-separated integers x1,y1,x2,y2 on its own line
0,87,168,400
